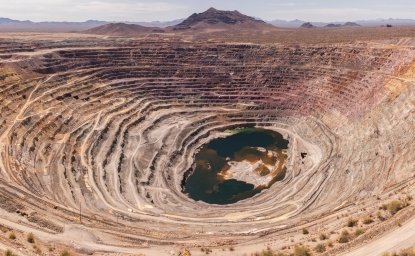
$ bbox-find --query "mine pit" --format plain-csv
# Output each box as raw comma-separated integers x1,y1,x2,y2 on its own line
0,32,414,256
183,127,289,204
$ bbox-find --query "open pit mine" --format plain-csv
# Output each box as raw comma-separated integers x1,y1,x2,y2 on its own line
0,13,414,256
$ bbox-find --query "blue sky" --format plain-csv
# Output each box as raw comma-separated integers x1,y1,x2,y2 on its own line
0,0,414,22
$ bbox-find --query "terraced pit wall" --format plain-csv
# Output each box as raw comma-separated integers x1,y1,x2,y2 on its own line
0,36,414,254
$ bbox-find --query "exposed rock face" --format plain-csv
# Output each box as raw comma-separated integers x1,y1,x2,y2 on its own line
173,7,270,30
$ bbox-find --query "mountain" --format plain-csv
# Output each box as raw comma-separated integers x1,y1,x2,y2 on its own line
325,23,341,28
172,7,274,30
355,18,415,26
269,19,415,28
85,23,164,36
270,19,307,28
0,17,29,24
270,19,327,28
0,19,107,32
131,19,184,28
343,22,361,27
325,22,361,28
1,15,414,33
300,22,316,28
0,17,185,32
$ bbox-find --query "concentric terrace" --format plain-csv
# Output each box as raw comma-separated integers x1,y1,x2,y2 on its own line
0,34,414,255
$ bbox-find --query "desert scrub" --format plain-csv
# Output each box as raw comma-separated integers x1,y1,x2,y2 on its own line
382,247,415,256
347,218,358,227
27,232,35,243
302,228,309,235
363,216,374,224
338,230,350,243
0,225,9,233
397,247,415,256
33,244,42,254
319,233,328,240
315,243,326,253
254,248,288,256
293,245,311,256
355,228,365,237
5,250,17,256
60,250,71,256
387,200,403,215
8,232,16,240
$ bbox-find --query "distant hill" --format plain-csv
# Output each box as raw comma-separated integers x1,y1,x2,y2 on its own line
343,22,361,27
325,22,361,28
271,19,415,28
269,19,306,28
0,19,107,32
172,7,274,30
131,19,184,28
300,22,316,29
325,23,342,28
0,18,182,32
0,17,27,24
355,18,415,27
85,23,164,36
0,15,414,33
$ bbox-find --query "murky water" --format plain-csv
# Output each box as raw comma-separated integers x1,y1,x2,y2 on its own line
183,128,289,205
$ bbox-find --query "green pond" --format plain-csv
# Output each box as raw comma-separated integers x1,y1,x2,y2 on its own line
183,128,289,205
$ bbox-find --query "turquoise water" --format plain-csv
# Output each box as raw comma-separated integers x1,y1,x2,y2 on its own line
183,128,288,205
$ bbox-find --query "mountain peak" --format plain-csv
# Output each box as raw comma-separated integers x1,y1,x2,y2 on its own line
206,7,218,12
173,8,269,30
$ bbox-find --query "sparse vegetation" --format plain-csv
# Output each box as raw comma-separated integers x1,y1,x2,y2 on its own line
253,248,288,256
302,228,309,235
377,211,386,221
397,247,415,256
60,250,71,256
5,250,17,256
8,232,16,240
382,247,415,256
293,245,311,256
314,243,326,253
347,218,358,227
27,232,35,243
380,199,409,216
0,225,9,233
363,216,374,224
354,228,365,237
201,247,212,255
319,233,328,240
33,244,42,254
387,200,403,215
338,230,350,243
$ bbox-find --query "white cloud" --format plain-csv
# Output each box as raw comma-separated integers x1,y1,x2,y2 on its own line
74,1,187,21
0,0,187,21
